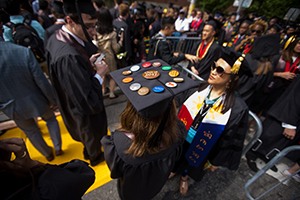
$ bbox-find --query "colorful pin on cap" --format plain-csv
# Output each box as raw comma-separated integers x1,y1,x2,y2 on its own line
173,77,184,83
142,70,160,80
130,65,140,72
152,86,165,93
165,81,177,88
153,62,162,67
129,83,142,91
169,69,180,77
122,70,132,76
122,77,134,83
138,87,150,96
162,66,172,71
142,62,152,68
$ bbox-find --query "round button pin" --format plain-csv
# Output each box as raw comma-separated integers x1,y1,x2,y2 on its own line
130,65,140,72
173,77,184,83
169,69,180,77
142,62,152,68
162,66,172,71
152,62,161,67
138,87,150,96
129,83,141,91
122,77,134,83
152,86,165,93
122,70,132,76
142,70,160,79
165,81,177,88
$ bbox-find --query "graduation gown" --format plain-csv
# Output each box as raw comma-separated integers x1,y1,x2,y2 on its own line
190,40,222,80
253,76,300,161
101,121,185,200
147,32,186,65
175,87,248,181
45,29,107,159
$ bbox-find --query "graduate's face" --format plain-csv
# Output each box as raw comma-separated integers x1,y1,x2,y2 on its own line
294,40,300,54
239,22,249,35
202,24,215,41
208,58,231,86
80,13,97,40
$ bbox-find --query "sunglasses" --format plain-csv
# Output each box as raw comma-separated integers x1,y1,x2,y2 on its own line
251,29,262,34
211,64,231,76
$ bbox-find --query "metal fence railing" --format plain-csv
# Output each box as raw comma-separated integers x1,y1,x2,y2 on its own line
244,145,300,200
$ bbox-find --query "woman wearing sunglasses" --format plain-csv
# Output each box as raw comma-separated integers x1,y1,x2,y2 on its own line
234,19,267,54
175,49,251,195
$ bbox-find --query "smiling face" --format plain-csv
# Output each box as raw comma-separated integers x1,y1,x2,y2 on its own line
208,58,232,87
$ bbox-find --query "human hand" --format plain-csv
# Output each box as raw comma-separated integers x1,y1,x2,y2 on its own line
173,52,179,57
95,60,108,78
0,138,42,170
280,72,296,80
191,66,199,80
282,128,296,140
89,53,101,66
185,54,199,64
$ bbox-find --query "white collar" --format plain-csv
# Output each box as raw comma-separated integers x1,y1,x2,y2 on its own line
62,25,85,47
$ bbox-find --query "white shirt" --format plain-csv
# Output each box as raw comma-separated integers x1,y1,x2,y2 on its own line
175,17,190,32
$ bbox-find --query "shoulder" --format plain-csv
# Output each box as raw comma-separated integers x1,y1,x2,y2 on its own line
232,94,248,113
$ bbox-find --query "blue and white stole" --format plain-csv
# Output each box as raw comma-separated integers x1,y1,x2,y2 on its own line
178,86,232,167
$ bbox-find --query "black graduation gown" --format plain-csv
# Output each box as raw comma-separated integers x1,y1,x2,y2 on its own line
147,33,186,65
45,29,107,159
190,40,222,80
253,76,300,161
101,121,185,200
175,90,248,181
237,54,274,107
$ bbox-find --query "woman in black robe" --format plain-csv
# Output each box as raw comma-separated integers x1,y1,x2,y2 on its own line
175,49,250,195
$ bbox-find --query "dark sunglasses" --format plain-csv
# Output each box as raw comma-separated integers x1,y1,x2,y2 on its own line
251,29,262,34
211,64,231,76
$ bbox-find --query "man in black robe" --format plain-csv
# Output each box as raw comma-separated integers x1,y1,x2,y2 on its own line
45,0,108,166
190,19,222,80
246,75,300,172
147,16,199,65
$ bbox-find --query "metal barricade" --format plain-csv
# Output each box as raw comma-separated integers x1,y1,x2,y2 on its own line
242,111,263,156
244,145,300,200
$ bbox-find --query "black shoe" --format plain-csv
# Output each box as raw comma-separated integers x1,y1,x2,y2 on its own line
270,165,278,172
246,153,258,172
90,152,105,167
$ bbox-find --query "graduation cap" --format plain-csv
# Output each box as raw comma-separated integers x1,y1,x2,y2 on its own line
221,47,252,77
206,17,222,31
110,59,201,119
63,0,96,16
250,33,280,59
52,1,64,16
283,32,300,50
111,59,200,148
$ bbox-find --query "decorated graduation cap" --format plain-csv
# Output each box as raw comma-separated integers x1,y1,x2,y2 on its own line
220,47,252,77
250,33,280,59
110,59,201,119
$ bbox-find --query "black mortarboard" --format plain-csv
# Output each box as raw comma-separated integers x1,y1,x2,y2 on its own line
206,17,222,31
221,47,252,77
63,0,95,16
283,32,300,50
110,59,201,119
250,34,280,59
52,1,64,15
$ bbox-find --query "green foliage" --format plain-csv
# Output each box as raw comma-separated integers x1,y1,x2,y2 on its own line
194,0,299,19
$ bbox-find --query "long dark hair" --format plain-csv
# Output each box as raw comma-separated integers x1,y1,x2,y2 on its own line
96,7,113,35
197,74,239,114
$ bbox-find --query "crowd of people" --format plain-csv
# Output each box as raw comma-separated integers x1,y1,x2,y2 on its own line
0,0,299,199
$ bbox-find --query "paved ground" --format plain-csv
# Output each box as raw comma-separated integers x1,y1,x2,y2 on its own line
83,93,300,200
